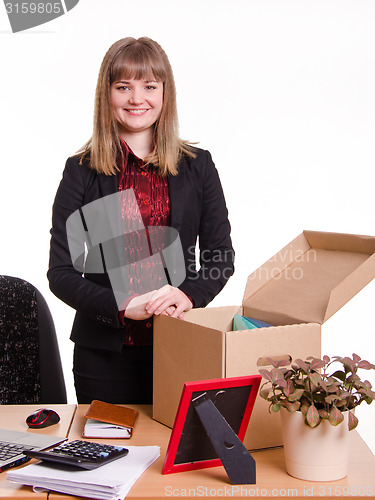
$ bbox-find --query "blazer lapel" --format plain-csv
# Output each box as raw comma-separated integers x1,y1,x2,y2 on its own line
93,174,125,279
168,161,185,231
97,172,117,198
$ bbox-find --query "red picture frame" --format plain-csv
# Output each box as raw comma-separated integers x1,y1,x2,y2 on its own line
162,375,261,475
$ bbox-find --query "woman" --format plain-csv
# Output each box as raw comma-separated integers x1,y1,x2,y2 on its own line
48,37,234,404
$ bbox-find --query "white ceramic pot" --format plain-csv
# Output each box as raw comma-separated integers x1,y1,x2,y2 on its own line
280,407,352,481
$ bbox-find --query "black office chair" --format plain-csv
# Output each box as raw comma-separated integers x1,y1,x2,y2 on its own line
0,275,67,404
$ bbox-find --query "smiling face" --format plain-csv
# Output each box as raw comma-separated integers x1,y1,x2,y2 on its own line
110,78,164,141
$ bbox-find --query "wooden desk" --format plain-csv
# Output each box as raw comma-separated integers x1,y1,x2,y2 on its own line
0,404,77,499
49,405,375,500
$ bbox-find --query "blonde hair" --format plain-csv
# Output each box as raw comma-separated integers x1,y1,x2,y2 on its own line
79,37,195,176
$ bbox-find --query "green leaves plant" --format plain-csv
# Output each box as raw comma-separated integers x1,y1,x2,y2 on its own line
325,395,340,405
348,411,358,431
293,359,310,373
283,401,301,412
318,409,329,420
358,360,375,370
329,407,344,426
259,353,375,430
259,389,270,400
308,371,321,390
283,379,295,397
288,388,304,402
306,405,320,427
331,370,346,382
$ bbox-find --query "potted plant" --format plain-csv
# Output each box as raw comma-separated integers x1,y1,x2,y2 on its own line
259,353,375,481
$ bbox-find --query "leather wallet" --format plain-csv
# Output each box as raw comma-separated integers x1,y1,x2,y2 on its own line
83,400,139,438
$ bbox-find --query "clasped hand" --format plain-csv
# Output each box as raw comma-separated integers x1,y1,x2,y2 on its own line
124,285,192,321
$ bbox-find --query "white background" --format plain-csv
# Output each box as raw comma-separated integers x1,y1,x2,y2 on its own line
0,0,374,453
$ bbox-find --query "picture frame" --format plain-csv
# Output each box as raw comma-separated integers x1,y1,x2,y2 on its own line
162,375,261,476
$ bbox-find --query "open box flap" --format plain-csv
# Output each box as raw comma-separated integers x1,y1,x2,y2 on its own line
243,232,310,303
242,231,375,325
183,305,240,332
323,254,375,322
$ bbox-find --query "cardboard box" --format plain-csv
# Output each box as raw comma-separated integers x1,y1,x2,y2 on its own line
153,230,375,450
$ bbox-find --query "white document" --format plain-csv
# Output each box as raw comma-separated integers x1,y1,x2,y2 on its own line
83,419,132,438
7,445,160,500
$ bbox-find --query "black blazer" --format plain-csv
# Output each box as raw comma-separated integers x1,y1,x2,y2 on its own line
48,147,234,352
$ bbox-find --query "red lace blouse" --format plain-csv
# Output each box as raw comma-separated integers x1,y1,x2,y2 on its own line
117,140,170,346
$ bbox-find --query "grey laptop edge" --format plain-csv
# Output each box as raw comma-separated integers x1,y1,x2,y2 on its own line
0,428,66,472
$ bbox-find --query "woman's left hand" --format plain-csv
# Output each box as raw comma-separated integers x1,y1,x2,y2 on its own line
145,285,193,319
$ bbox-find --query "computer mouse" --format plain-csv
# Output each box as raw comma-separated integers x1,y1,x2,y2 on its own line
26,408,60,429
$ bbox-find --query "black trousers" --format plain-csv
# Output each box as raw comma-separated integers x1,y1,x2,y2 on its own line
73,344,153,404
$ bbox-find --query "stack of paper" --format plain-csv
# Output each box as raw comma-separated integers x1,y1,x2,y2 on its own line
7,445,160,500
83,419,132,438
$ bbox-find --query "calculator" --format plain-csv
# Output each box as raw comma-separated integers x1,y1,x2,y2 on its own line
23,439,129,470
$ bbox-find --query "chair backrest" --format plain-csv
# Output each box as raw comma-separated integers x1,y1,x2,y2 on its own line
0,275,67,404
